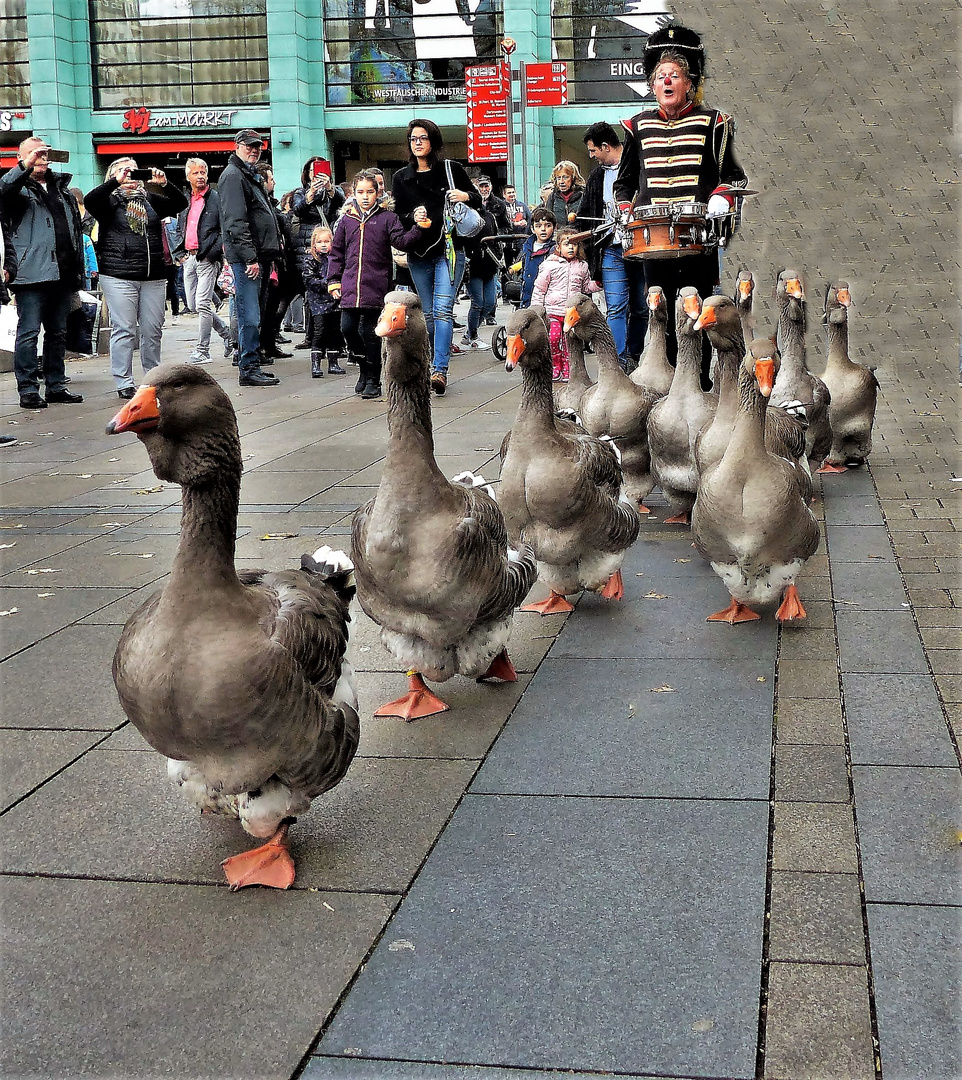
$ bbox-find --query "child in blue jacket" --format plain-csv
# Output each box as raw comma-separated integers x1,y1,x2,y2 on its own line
513,208,557,307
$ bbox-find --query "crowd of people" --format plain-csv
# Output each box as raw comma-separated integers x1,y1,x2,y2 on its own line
0,23,745,410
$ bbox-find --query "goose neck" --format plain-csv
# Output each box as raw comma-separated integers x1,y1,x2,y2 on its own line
172,477,242,589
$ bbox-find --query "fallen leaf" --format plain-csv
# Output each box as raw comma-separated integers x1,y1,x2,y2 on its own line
0,542,16,549
635,572,645,577
674,558,691,563
868,554,884,559
110,478,130,485
134,486,165,495
322,901,335,912
474,446,495,452
0,607,18,617
260,532,298,540
644,591,671,600
692,1018,714,1033
100,522,126,528
23,568,61,575
108,457,120,462
108,552,154,559
650,684,676,693
37,592,54,598
757,677,767,683
77,474,93,479
0,524,24,529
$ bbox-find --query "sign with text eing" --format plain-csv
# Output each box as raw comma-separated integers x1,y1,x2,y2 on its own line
465,62,509,162
524,62,568,106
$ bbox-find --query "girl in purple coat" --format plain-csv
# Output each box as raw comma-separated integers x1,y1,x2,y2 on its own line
327,170,423,399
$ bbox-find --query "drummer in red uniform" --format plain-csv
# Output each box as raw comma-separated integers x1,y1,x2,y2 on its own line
614,24,747,387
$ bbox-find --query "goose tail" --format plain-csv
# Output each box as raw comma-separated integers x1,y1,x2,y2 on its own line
302,545,356,603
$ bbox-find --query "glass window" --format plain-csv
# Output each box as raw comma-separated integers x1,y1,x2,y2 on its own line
89,0,268,109
0,0,30,108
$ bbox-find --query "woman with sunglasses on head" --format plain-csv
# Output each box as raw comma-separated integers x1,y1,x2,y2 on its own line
391,118,482,395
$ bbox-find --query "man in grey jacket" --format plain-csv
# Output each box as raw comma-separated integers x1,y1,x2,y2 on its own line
0,137,85,408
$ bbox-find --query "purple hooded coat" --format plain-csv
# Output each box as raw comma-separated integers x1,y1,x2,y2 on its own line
327,203,422,309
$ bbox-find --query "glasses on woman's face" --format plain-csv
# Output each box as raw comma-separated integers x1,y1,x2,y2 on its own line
409,134,430,144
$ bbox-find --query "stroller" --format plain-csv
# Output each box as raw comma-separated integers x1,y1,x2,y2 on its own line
481,233,525,363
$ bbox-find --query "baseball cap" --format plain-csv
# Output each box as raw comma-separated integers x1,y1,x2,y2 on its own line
476,175,492,186
234,129,265,147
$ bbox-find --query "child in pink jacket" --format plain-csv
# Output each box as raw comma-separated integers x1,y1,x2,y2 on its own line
530,226,600,381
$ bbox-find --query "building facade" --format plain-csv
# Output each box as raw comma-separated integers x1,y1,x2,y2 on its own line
2,0,672,198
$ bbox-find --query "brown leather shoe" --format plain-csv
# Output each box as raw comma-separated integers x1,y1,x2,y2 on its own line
430,371,447,396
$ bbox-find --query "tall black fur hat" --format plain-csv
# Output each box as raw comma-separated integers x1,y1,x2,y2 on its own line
643,23,706,86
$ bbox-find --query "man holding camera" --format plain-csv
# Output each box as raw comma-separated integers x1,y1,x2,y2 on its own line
0,137,85,409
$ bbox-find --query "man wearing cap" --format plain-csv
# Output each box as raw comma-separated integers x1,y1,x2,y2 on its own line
614,23,747,386
218,129,282,387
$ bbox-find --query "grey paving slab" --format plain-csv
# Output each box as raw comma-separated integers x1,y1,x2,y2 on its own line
77,577,168,624
842,674,956,766
472,658,773,798
774,744,849,803
0,623,127,730
0,531,95,573
320,794,766,1079
239,469,353,504
306,1061,661,1080
0,728,104,811
867,903,962,1080
768,872,865,965
0,875,395,1080
776,698,845,745
776,660,839,700
776,628,837,661
771,802,858,874
0,585,129,658
829,560,909,610
835,608,928,674
851,765,962,905
0,751,475,892
824,525,893,563
820,495,886,527
0,533,177,589
818,469,878,498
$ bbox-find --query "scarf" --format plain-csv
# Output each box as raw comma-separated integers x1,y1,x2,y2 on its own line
118,185,149,236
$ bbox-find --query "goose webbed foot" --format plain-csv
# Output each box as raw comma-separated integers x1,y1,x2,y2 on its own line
817,462,848,474
477,648,517,683
775,584,807,622
375,672,450,721
521,590,575,615
599,569,625,601
222,823,295,891
637,502,652,514
707,598,761,624
663,511,691,525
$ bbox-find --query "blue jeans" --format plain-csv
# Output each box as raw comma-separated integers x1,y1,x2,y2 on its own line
465,273,497,339
230,261,270,376
601,245,647,364
407,249,465,374
11,283,71,397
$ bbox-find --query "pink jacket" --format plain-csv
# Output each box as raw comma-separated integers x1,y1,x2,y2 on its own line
530,254,600,316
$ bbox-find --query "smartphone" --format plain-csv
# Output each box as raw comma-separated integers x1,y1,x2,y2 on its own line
129,169,153,181
45,149,70,163
311,159,332,180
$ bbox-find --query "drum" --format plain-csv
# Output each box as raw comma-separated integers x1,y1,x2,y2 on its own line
622,202,710,260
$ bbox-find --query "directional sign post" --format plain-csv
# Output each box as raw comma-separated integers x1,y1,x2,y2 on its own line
465,63,509,164
523,62,568,107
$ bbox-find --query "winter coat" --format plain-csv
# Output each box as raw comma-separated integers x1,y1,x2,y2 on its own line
576,162,619,281
301,250,340,316
391,158,482,259
218,153,282,265
0,165,84,288
85,177,188,281
290,184,345,262
530,253,600,316
326,202,422,310
171,186,224,263
464,209,500,280
546,186,585,227
519,234,554,307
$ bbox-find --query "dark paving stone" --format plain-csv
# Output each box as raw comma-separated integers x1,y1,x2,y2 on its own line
777,660,839,700
825,525,893,563
867,903,962,1080
818,469,877,497
772,802,858,874
320,794,766,1079
835,608,928,674
852,766,962,905
0,875,394,1080
842,674,955,766
306,1061,659,1079
776,698,845,745
821,495,885,526
830,560,908,610
0,585,129,659
1,623,127,729
0,728,104,811
769,872,865,964
0,531,94,573
774,744,849,802
472,658,773,798
0,751,475,893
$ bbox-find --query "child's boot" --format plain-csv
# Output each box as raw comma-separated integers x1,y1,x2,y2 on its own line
327,350,346,375
311,350,324,378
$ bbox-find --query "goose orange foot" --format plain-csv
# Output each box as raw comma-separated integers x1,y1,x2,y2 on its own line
637,502,651,514
817,462,848,474
707,598,761,624
664,511,691,525
477,648,517,683
775,584,807,622
521,590,574,615
600,569,625,601
222,823,295,891
374,671,450,721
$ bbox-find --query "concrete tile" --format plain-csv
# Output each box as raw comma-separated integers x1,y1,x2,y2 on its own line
825,528,892,564
772,802,858,874
928,649,962,674
763,963,874,1080
914,607,962,628
77,578,168,624
472,657,773,798
918,626,962,649
818,469,877,497
769,872,865,965
867,903,962,1080
829,560,908,609
842,674,955,766
0,875,395,1080
0,728,103,811
239,469,353,504
0,585,129,658
821,495,885,526
97,722,152,749
796,600,835,629
934,673,962,701
777,628,836,660
0,531,94,573
776,699,845,745
835,608,928,674
306,1062,657,1079
0,533,177,589
0,751,475,893
777,660,839,699
320,794,766,1078
774,744,850,802
1,623,127,729
852,765,962,905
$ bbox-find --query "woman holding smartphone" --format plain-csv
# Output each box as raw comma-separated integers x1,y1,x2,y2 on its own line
85,158,187,399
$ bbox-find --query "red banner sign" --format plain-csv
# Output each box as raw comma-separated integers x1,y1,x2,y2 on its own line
524,62,568,107
465,63,509,163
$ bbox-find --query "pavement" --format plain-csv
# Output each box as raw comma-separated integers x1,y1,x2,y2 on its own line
1,4,960,1079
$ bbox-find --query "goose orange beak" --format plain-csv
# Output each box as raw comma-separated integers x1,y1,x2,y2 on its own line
505,333,524,372
647,291,662,312
376,302,406,338
693,304,717,331
107,386,159,435
836,287,851,307
563,306,581,332
683,294,701,320
738,279,753,300
785,277,804,300
754,357,775,397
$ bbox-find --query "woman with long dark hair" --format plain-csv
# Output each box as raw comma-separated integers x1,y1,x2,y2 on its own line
391,118,482,395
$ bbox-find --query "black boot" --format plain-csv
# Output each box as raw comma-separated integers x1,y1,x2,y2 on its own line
354,359,368,394
327,351,346,375
311,350,324,378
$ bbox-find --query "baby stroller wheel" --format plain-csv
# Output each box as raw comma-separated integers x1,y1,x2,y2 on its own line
492,325,507,363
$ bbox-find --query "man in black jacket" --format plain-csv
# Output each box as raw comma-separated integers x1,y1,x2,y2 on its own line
0,138,85,408
172,157,230,364
218,129,282,386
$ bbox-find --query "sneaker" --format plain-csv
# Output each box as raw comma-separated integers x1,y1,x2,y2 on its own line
224,340,236,358
187,351,212,365
117,387,136,400
430,371,447,396
484,316,497,326
460,334,473,347
172,315,180,324
469,338,490,351
449,343,464,355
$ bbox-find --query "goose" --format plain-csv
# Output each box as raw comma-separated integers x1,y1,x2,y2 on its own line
693,295,810,486
646,288,716,524
818,282,879,473
565,293,661,513
630,286,674,395
351,291,537,720
734,269,756,339
107,364,359,890
772,270,833,468
499,306,640,615
554,317,594,412
692,338,820,623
